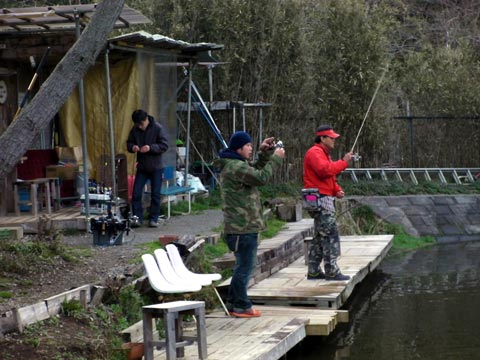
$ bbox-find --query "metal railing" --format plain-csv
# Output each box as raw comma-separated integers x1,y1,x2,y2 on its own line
342,168,480,185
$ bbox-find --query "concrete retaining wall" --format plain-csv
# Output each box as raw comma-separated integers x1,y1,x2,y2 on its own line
350,195,480,243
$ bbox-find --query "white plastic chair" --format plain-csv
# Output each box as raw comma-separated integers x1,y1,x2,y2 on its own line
141,254,201,293
165,244,222,285
164,244,229,316
154,248,207,290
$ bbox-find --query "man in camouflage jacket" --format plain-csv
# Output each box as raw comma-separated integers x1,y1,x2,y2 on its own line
213,131,285,318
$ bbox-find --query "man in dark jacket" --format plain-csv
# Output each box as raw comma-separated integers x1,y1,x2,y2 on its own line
127,109,169,227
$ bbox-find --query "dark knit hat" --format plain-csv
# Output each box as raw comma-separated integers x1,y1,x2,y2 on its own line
228,131,252,150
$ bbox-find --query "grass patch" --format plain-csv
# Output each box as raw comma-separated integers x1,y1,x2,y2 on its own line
0,229,14,240
384,224,435,250
393,232,435,249
137,240,161,254
164,188,223,217
348,204,436,250
0,291,12,299
0,235,89,275
204,241,229,259
260,218,287,239
18,279,33,286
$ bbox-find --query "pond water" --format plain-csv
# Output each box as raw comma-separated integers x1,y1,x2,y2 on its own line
288,241,480,360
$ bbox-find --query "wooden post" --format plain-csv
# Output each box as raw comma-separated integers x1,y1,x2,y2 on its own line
0,70,18,214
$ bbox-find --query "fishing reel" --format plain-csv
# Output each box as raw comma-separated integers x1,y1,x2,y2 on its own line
274,140,284,149
352,153,362,162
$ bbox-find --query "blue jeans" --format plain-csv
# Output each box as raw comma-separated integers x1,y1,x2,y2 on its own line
226,233,258,312
131,168,163,223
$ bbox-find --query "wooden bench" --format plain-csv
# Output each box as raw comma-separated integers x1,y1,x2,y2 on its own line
160,185,194,219
160,166,194,219
13,177,60,216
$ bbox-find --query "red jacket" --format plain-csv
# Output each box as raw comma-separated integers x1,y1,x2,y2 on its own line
303,143,348,196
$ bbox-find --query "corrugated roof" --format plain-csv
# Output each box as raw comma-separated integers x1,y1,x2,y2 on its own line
109,30,223,55
0,4,150,35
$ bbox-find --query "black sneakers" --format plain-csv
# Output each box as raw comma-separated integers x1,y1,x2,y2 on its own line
307,272,325,280
325,273,350,281
308,272,350,281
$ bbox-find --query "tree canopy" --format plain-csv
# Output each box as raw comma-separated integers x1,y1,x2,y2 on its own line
3,0,480,176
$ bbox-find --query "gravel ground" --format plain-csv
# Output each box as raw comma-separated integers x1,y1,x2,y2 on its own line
65,209,224,246
0,209,224,315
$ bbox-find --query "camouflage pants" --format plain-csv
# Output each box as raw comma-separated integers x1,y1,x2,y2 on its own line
308,209,341,276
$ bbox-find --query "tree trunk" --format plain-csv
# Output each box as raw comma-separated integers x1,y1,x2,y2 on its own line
0,0,126,180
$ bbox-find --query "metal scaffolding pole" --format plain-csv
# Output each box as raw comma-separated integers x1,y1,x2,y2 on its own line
75,10,90,221
185,61,193,187
104,49,117,205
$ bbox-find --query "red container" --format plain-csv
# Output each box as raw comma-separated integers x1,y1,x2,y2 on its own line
122,342,144,360
127,175,135,202
159,234,179,246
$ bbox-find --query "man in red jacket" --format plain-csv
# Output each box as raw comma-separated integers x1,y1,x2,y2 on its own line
303,125,353,281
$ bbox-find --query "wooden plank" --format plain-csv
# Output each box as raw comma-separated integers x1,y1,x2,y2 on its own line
255,318,306,360
15,301,50,332
252,305,347,336
44,284,91,316
121,319,160,343
0,205,88,233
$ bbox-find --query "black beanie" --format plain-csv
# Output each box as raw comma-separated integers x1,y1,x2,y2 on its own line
228,131,252,150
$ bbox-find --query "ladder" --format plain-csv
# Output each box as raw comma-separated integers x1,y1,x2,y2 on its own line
343,168,480,185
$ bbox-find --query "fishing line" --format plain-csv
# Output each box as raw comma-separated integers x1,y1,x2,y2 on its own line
350,63,389,153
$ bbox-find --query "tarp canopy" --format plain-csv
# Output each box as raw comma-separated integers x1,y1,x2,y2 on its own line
59,57,138,178
59,52,178,178
58,30,223,181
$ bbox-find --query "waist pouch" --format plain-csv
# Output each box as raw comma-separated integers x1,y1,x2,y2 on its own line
301,188,335,212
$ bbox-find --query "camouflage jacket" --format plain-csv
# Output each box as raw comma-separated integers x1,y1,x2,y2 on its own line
213,149,283,234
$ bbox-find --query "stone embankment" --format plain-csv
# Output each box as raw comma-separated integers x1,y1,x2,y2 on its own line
350,195,480,243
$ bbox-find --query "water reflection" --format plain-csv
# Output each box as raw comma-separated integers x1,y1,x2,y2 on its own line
288,241,480,360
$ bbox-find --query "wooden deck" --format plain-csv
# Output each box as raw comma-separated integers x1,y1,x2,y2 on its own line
121,305,348,360
0,206,88,233
134,229,393,360
248,234,394,309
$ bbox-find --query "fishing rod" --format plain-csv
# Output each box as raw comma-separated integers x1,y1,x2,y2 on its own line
14,46,51,119
350,63,389,156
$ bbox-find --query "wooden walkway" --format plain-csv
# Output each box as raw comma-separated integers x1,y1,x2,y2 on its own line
123,305,348,360
248,234,393,309
127,222,393,360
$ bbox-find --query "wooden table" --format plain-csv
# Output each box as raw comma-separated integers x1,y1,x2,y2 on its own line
13,177,60,216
